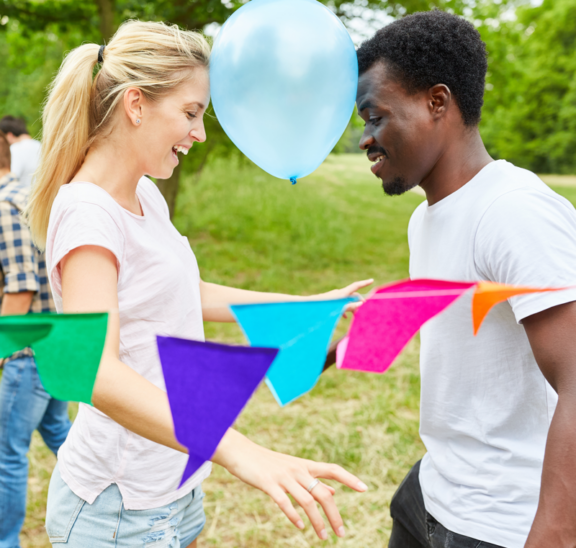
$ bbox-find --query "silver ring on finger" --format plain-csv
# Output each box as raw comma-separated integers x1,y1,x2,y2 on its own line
307,479,320,494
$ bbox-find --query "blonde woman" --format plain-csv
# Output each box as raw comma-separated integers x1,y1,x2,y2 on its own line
26,20,371,547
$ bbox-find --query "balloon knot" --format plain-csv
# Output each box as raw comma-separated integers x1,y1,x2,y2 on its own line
290,177,297,185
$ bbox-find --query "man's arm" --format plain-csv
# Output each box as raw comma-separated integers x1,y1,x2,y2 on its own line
523,301,576,546
323,336,344,372
1,291,34,316
0,200,39,317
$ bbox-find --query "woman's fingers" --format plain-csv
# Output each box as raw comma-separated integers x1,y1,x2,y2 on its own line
343,279,374,295
265,476,341,539
344,301,363,314
317,278,373,302
321,482,336,495
308,461,368,492
311,482,347,538
216,433,365,539
287,480,330,539
269,487,305,530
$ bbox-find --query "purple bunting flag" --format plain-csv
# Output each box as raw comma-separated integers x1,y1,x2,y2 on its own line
156,336,279,487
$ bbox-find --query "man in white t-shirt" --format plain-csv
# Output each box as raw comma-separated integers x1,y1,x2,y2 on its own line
355,11,576,548
0,116,42,187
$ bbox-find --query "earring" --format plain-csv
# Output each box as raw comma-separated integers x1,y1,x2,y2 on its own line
136,119,141,124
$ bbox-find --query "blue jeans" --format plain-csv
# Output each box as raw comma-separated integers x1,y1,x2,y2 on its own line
0,356,72,548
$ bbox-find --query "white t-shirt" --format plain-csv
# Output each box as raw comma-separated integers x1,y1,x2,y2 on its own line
10,138,41,187
408,160,576,547
46,177,211,510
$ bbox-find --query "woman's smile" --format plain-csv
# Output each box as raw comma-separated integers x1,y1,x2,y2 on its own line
171,144,190,165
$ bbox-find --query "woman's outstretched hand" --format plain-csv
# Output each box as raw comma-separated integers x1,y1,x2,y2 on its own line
212,429,367,539
314,279,374,317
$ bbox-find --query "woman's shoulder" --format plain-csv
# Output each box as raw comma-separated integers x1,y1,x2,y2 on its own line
49,182,125,242
53,181,121,215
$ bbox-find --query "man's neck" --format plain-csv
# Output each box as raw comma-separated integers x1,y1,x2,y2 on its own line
12,134,31,143
419,128,493,206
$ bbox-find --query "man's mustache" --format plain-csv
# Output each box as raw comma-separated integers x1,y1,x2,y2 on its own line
367,145,386,158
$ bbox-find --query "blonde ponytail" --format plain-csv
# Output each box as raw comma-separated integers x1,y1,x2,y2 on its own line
25,44,99,250
25,21,210,249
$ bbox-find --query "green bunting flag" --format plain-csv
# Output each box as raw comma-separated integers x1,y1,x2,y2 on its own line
0,313,108,404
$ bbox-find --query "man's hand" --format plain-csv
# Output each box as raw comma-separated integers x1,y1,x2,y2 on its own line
523,301,576,547
1,291,34,316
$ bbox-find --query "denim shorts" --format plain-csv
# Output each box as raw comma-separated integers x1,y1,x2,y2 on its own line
45,463,206,547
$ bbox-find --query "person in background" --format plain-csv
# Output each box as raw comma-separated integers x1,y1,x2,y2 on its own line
0,130,72,548
0,116,42,187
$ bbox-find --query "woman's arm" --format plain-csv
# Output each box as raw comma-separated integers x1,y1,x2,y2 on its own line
62,246,367,539
200,279,373,322
62,245,186,451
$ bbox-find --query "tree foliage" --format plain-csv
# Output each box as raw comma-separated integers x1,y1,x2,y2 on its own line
0,0,574,212
479,0,576,173
1,0,473,213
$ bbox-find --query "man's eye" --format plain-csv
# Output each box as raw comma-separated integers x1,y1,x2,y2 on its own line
369,117,381,124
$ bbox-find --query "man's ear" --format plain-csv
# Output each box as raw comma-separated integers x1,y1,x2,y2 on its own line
123,87,145,127
428,84,452,121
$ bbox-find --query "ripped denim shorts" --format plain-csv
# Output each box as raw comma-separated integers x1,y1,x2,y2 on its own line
45,463,206,547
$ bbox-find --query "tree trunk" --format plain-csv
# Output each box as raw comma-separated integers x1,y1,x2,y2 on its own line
156,163,182,219
96,0,115,41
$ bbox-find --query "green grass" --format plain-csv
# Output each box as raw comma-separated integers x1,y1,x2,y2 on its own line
174,154,426,547
175,154,420,293
19,155,576,547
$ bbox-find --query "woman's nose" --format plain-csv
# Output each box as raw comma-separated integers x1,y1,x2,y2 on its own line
190,123,206,144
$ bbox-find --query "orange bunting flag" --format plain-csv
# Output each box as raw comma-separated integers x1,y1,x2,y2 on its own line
471,282,566,335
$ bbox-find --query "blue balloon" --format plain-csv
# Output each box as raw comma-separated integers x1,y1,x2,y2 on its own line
210,0,358,184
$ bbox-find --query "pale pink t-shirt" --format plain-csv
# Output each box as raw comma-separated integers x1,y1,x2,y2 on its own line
46,177,211,510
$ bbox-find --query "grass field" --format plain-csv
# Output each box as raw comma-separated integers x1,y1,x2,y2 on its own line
18,155,576,547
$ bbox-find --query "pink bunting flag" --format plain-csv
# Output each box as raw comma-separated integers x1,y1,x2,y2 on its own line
337,279,476,373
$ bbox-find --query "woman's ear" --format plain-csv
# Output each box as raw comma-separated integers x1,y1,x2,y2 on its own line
123,87,145,127
428,84,452,121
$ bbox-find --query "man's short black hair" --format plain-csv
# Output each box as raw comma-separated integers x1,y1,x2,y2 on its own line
0,115,28,137
357,10,488,126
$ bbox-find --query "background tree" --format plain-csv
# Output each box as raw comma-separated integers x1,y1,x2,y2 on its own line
2,0,574,215
479,0,576,174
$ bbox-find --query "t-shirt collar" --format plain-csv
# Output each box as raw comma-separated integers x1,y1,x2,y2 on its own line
426,160,505,212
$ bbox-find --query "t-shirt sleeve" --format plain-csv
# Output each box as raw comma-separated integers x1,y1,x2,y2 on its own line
10,147,25,182
49,201,125,297
475,187,576,322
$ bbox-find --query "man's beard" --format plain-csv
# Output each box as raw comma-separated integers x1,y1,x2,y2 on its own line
382,175,418,197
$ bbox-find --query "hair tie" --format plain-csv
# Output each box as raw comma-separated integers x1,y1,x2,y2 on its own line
98,45,105,64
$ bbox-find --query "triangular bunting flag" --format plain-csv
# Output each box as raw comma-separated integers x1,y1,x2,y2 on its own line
231,298,354,406
156,336,279,487
339,279,475,373
0,313,108,404
472,281,566,334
